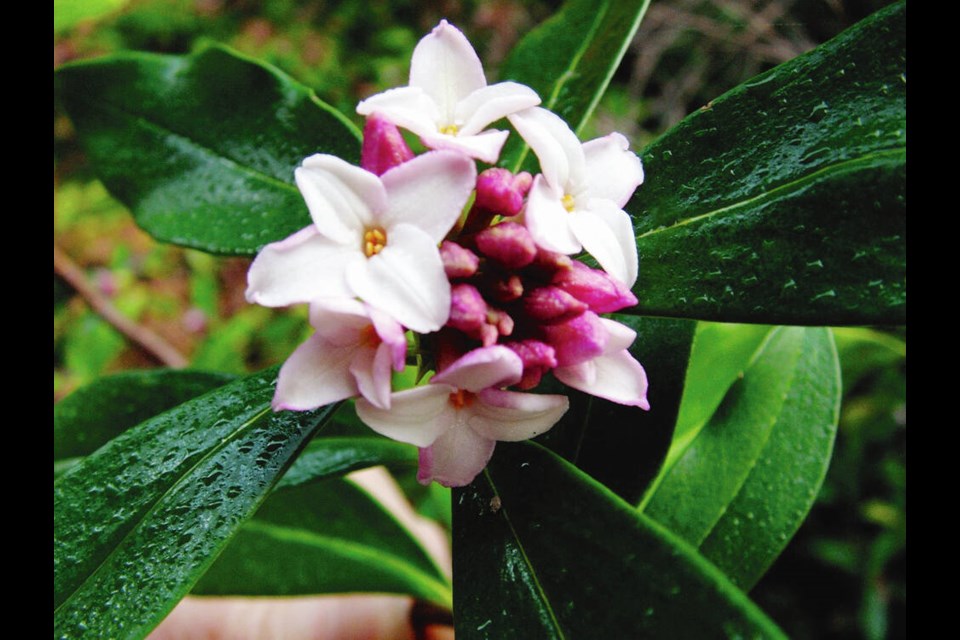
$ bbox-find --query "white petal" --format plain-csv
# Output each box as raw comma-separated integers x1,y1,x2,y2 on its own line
508,107,585,191
245,227,355,306
470,390,569,441
308,298,371,345
569,203,638,287
356,86,441,140
368,305,408,372
350,343,394,410
554,350,650,409
523,175,581,254
432,346,523,392
417,423,496,487
410,20,486,122
347,223,451,333
418,129,510,164
456,82,541,136
582,133,644,207
357,384,456,447
273,334,358,411
381,151,476,242
295,155,385,244
598,317,637,353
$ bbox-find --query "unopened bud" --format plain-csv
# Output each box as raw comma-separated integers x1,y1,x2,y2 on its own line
361,113,415,176
475,221,537,269
552,261,638,313
440,241,480,279
448,284,488,334
505,340,557,390
523,286,588,323
474,168,533,217
541,312,608,367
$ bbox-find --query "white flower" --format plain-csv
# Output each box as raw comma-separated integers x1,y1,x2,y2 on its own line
273,299,406,411
245,150,476,333
509,106,644,287
357,20,541,164
355,346,569,487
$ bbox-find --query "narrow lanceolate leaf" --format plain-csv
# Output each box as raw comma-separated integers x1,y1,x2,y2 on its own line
53,368,338,639
277,436,417,489
629,1,905,325
499,0,651,169
54,369,235,461
643,328,841,590
538,316,695,503
54,44,361,255
453,442,786,639
193,477,451,607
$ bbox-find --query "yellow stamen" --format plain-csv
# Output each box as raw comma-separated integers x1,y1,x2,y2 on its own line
562,193,576,212
363,227,387,257
449,388,474,410
440,124,459,136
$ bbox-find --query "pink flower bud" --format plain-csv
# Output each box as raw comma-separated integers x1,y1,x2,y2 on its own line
361,113,415,176
475,221,537,269
487,273,524,302
528,247,573,278
541,311,608,367
552,261,638,313
448,283,488,334
474,168,532,217
505,339,557,390
440,241,480,279
523,286,588,323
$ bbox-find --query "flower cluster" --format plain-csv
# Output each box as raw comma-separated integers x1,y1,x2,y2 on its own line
246,20,648,487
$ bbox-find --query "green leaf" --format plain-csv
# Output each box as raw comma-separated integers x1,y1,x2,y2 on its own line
278,436,418,489
453,442,786,639
537,316,695,503
832,327,905,390
629,1,905,325
643,327,841,589
54,367,338,638
499,0,651,168
193,477,451,607
54,369,235,461
55,44,361,255
54,0,129,32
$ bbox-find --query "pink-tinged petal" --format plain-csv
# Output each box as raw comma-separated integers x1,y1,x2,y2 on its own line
368,305,407,371
508,107,585,191
524,175,581,254
356,87,441,140
456,82,541,136
554,349,650,409
273,335,358,411
598,317,637,353
381,151,476,242
350,342,394,410
361,113,415,176
569,203,639,287
470,389,568,441
348,223,451,333
582,133,644,207
409,20,486,121
357,384,456,447
245,227,355,306
417,425,496,487
432,345,523,392
418,129,509,164
295,155,385,244
308,298,371,345
541,311,608,367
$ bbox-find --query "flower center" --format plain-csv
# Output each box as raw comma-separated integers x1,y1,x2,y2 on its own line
359,324,381,347
440,124,459,136
562,193,576,212
449,388,475,410
363,227,388,257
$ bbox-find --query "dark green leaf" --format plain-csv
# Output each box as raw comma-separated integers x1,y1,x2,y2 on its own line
278,436,417,489
499,0,651,168
55,44,361,255
54,369,235,460
54,367,338,638
832,327,905,391
643,328,841,589
629,1,905,325
453,442,786,639
193,477,451,606
538,316,695,503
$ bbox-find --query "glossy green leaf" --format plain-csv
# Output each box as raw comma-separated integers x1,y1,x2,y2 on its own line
643,327,841,589
54,368,338,638
629,1,905,325
193,477,451,606
538,316,695,503
54,369,235,461
278,436,417,489
55,44,361,255
453,442,786,639
499,0,651,168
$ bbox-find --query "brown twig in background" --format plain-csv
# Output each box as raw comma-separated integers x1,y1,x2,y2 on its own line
54,243,189,368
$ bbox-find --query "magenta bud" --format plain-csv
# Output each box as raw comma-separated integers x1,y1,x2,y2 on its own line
440,241,480,279
488,274,524,302
475,168,533,217
488,308,514,338
361,113,415,176
447,283,488,333
523,286,588,323
541,311,608,367
475,221,537,269
505,340,558,390
528,247,573,278
552,261,638,313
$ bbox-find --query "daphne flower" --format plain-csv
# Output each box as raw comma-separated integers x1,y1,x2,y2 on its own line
246,151,476,333
357,20,541,164
273,299,406,411
509,107,644,287
355,346,569,487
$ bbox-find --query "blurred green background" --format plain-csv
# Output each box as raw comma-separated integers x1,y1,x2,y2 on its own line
53,1,904,638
